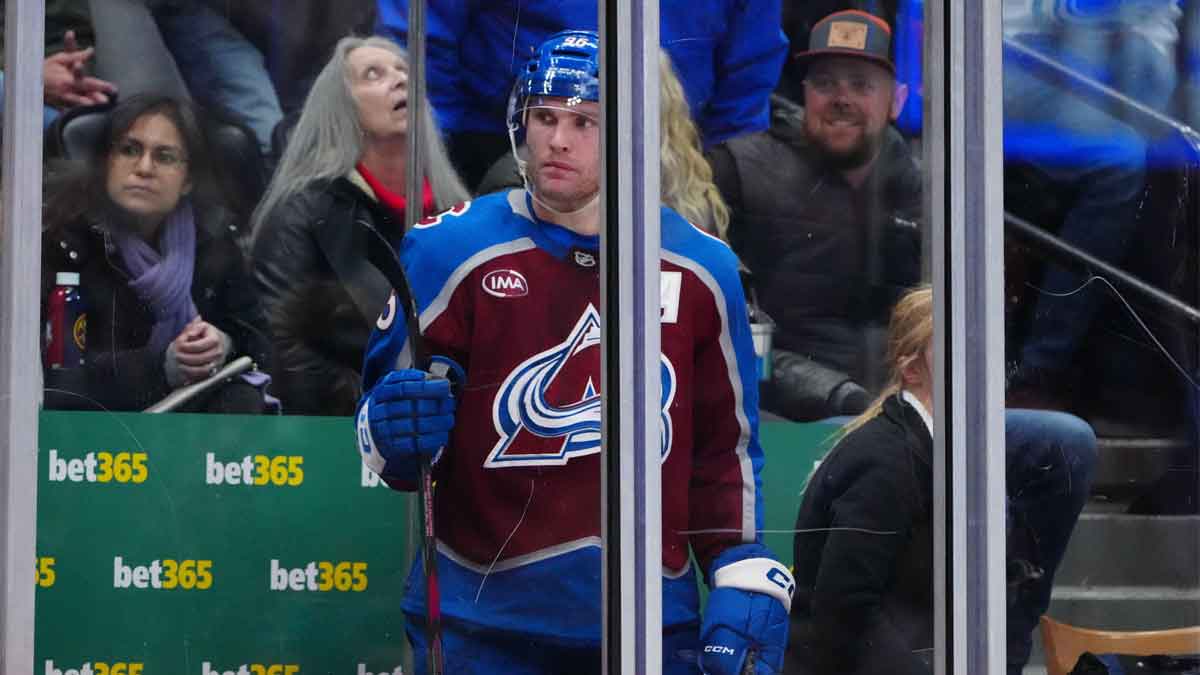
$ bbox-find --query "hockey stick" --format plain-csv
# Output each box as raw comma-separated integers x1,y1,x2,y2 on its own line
359,219,444,675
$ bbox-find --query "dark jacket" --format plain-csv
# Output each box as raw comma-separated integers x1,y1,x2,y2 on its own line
252,177,403,415
41,206,269,411
787,394,933,675
708,100,923,420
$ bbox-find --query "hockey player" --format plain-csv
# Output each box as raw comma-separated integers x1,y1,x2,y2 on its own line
356,30,792,674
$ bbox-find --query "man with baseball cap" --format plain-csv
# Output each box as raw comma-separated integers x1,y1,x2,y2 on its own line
710,9,1096,675
710,8,919,425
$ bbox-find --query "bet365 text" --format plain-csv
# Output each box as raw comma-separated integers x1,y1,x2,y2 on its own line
48,450,147,483
113,557,213,590
206,453,303,486
270,560,367,592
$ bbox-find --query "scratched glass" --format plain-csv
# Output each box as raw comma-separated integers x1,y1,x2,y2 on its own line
1002,2,1200,674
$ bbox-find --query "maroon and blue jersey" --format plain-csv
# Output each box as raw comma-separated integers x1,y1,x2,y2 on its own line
358,189,764,642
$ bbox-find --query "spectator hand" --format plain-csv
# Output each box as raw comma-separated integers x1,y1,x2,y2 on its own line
356,369,456,481
168,318,230,385
700,544,793,675
43,30,117,109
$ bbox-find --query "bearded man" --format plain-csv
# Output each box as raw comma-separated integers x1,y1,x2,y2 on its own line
710,9,922,422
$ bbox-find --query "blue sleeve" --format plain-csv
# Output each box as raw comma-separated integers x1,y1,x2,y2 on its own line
699,0,788,145
374,0,476,132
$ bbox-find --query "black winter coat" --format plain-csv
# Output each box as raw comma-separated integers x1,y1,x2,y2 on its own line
709,100,923,420
41,207,269,411
786,394,933,675
252,177,404,416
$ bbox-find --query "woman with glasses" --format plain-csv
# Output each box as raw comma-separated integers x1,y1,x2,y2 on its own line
250,36,467,416
41,94,270,413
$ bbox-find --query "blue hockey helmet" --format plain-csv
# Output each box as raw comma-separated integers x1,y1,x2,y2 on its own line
507,29,601,131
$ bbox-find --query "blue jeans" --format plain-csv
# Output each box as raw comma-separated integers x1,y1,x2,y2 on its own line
0,71,62,130
406,619,703,674
1004,35,1149,375
154,2,282,152
1005,409,1098,674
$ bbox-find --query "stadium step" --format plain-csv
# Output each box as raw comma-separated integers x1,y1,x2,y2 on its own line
1089,435,1187,499
1026,509,1200,669
1053,514,1200,588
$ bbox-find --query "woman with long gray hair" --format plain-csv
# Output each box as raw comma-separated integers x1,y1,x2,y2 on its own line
251,35,468,415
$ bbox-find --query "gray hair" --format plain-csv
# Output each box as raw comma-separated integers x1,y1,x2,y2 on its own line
252,35,468,237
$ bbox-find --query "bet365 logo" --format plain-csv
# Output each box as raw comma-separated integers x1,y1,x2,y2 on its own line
269,559,367,592
113,557,213,590
206,453,303,486
47,450,147,483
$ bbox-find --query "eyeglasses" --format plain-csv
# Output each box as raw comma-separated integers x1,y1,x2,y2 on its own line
804,73,882,97
112,139,189,170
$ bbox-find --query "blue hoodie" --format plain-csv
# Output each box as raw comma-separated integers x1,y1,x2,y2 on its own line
375,0,787,146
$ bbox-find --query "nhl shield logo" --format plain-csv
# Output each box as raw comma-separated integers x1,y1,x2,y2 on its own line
573,250,597,268
486,304,676,467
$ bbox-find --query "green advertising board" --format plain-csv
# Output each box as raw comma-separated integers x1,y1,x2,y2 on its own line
35,411,834,674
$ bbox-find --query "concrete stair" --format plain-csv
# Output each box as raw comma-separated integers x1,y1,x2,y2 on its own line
1023,431,1200,670
1025,508,1200,669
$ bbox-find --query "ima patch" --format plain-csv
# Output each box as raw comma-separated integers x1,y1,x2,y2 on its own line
482,269,529,298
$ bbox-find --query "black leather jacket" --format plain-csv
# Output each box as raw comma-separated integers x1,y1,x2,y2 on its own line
252,177,404,415
709,100,923,421
787,394,933,675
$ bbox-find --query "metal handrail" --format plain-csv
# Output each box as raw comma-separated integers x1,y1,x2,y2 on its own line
1005,212,1200,326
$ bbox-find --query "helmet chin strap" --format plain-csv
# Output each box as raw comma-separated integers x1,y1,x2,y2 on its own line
528,187,600,219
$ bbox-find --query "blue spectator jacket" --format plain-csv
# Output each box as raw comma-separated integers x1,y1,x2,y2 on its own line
375,0,788,146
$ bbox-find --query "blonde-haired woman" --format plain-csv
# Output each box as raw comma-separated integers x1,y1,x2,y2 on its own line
786,286,1097,675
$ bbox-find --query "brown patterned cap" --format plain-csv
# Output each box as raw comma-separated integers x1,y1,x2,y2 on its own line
794,9,894,74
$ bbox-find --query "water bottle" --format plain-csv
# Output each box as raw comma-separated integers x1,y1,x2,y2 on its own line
45,272,86,369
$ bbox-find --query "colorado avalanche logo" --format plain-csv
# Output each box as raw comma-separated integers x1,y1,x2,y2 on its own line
486,305,676,468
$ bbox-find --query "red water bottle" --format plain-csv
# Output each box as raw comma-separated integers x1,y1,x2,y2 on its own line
45,272,86,369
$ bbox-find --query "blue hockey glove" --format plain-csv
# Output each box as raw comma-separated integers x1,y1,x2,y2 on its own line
356,368,456,481
699,544,794,675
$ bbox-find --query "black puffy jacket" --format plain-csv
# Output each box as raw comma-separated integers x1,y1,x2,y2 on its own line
709,100,923,421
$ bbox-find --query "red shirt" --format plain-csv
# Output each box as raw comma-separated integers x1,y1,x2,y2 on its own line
355,162,436,222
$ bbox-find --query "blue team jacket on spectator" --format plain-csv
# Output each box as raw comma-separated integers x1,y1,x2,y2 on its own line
375,0,788,146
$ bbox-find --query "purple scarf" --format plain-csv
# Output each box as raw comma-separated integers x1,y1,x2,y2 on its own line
110,202,199,352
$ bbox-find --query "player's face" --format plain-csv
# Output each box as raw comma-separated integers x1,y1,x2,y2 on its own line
106,112,192,235
803,57,906,170
347,45,409,142
524,98,601,211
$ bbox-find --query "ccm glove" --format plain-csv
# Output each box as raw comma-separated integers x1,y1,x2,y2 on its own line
700,544,794,675
356,368,456,481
